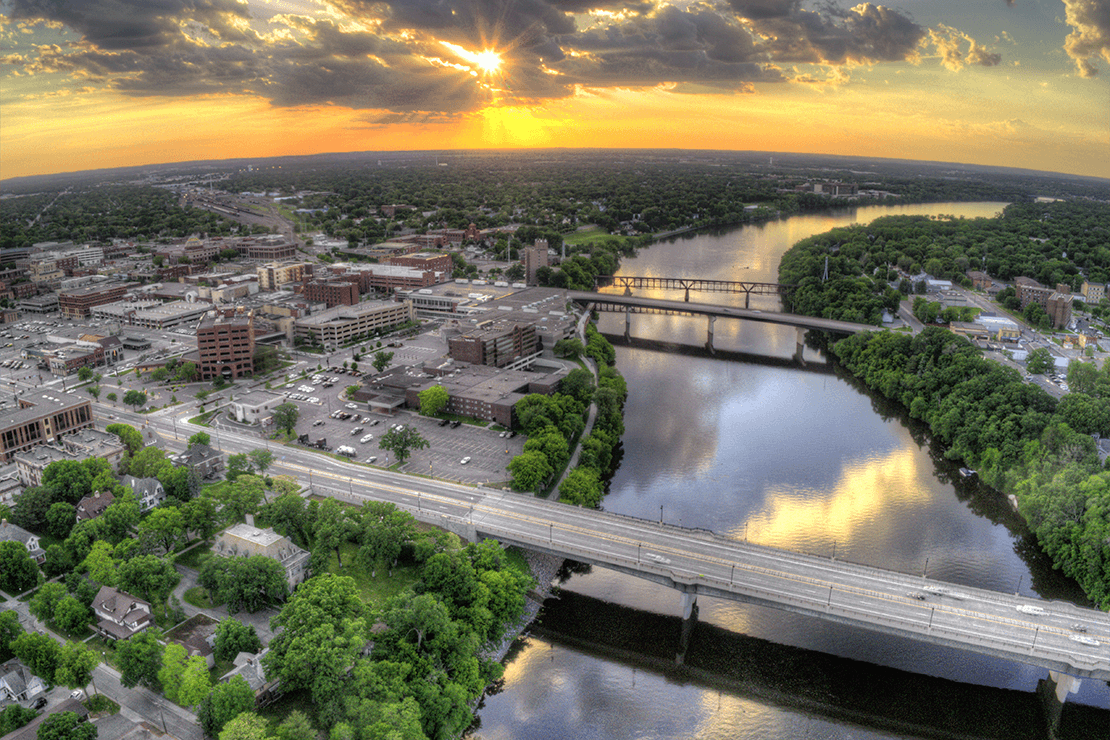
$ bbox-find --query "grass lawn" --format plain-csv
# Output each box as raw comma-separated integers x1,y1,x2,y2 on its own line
86,637,119,670
564,226,626,247
258,688,320,736
326,541,420,605
183,586,220,609
174,542,213,569
84,694,120,715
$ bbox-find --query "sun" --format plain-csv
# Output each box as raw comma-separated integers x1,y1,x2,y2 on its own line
473,49,503,74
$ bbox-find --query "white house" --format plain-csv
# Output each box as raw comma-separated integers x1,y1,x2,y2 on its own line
0,519,44,564
0,659,47,702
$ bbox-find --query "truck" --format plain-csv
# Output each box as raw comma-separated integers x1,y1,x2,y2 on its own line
336,445,356,457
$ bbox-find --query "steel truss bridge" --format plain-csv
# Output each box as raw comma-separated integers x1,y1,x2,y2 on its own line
596,275,795,307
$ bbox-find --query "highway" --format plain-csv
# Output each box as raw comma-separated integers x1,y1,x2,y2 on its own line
123,401,1110,683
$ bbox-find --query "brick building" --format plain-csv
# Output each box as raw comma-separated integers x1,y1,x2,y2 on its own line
58,283,128,318
197,312,255,380
304,279,359,307
524,240,550,285
1014,277,1073,329
0,390,94,463
387,252,454,274
447,321,539,368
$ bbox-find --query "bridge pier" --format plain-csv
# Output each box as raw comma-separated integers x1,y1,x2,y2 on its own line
706,316,716,353
1037,671,1082,739
623,285,633,297
677,590,698,665
794,326,806,364
684,287,690,302
624,307,632,343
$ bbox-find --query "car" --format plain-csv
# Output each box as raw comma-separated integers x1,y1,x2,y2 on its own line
365,456,378,463
346,403,357,409
460,457,471,464
351,426,364,435
508,431,516,438
499,431,507,437
438,418,450,426
31,697,47,709
360,434,374,443
70,689,85,701
313,420,325,426
369,419,380,426
450,420,461,428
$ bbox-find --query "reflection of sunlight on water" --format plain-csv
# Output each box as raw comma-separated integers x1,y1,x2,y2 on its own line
731,447,926,552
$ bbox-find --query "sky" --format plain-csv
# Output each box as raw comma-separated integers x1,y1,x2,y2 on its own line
1,0,1108,181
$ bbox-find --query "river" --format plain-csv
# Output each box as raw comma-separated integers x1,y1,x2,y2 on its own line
470,202,1109,740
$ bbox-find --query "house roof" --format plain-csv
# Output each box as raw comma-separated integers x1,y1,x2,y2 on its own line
76,491,115,521
121,475,163,499
92,585,152,638
0,520,37,548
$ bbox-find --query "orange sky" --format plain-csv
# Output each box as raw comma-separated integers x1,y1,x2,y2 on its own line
2,1,1108,181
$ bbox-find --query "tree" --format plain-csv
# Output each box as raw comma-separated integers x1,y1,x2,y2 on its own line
1026,347,1055,375
0,705,36,736
507,450,553,494
418,385,450,417
178,655,212,708
274,710,315,740
29,582,67,623
159,642,189,703
198,675,256,737
138,506,186,553
128,446,171,479
117,555,180,603
0,541,39,595
123,389,148,411
219,712,271,740
36,711,96,740
116,630,163,690
107,423,144,455
553,338,584,359
223,475,265,523
378,427,429,464
213,619,262,662
0,610,24,662
52,596,91,634
42,458,113,505
87,384,101,401
12,485,55,532
372,350,394,373
558,467,604,507
559,368,596,407
175,361,199,383
44,502,76,539
106,392,117,402
54,641,99,693
199,556,289,614
272,402,299,434
188,431,211,447
81,541,119,586
11,632,60,680
182,496,219,540
77,366,94,383
248,449,274,476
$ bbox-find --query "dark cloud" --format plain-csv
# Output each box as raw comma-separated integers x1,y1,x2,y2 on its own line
2,0,1013,115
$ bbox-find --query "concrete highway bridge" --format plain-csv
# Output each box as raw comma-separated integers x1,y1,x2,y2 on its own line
566,289,877,356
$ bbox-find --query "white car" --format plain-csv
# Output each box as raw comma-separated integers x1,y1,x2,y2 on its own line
346,403,357,409
360,434,374,443
460,457,471,464
308,397,320,404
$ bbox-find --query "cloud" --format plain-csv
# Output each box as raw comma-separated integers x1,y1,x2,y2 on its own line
1061,0,1110,76
0,0,1009,115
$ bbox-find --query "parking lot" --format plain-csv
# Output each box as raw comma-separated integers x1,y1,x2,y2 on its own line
285,370,525,483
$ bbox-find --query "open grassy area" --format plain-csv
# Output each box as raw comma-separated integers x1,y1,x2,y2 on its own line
563,226,626,247
84,694,120,716
325,541,421,605
183,586,220,609
174,542,213,569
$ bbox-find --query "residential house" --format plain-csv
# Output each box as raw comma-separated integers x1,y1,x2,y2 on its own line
0,659,47,702
75,491,115,522
170,443,224,479
220,648,281,707
0,519,45,564
91,585,153,641
121,475,165,512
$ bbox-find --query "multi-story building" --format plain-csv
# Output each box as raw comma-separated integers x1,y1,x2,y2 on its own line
237,237,296,261
61,427,126,472
58,284,128,318
213,517,310,588
294,299,415,350
356,264,442,292
120,475,166,511
1081,280,1106,304
387,252,454,274
0,519,45,563
1014,277,1073,329
170,443,224,479
75,491,115,522
197,312,255,380
130,300,213,329
91,586,153,641
257,261,310,290
304,279,359,307
14,444,77,487
0,390,94,463
447,320,539,368
966,271,992,290
523,240,550,285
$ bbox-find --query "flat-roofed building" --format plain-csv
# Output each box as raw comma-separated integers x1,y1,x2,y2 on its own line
387,252,454,274
232,391,286,424
304,279,359,307
238,237,296,261
197,312,255,380
213,518,310,588
448,320,539,368
14,444,76,487
523,240,549,285
61,427,126,471
19,294,59,314
0,390,94,463
295,299,415,350
352,264,442,292
1082,280,1106,304
58,283,128,318
966,271,992,290
130,300,213,329
399,362,568,428
258,261,309,290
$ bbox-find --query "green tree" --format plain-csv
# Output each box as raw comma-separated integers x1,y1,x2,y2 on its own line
52,595,91,634
198,675,256,737
507,451,552,494
116,630,163,690
42,458,113,505
159,642,189,703
0,610,24,662
12,485,55,532
117,555,180,603
274,710,316,740
378,426,429,464
128,446,171,479
223,475,265,522
219,712,271,740
553,338,584,359
29,582,67,623
0,705,36,736
1026,347,1055,375
54,641,99,693
199,556,289,614
87,384,101,401
107,392,117,402
558,467,604,507
0,541,39,594
45,502,76,539
418,385,450,417
226,454,252,482
81,541,119,586
123,389,148,411
175,361,199,383
11,632,60,680
188,431,211,447
272,402,299,434
248,449,274,476
77,366,94,382
182,497,220,541
107,423,144,455
138,506,186,553
213,619,262,662
372,350,394,373
36,711,96,740
178,655,212,707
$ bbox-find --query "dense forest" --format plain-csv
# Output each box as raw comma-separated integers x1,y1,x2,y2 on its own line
0,185,236,249
778,200,1110,609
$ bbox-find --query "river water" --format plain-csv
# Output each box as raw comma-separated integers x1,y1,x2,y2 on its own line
471,202,1109,740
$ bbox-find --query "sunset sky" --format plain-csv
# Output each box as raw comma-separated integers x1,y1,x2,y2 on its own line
1,1,1108,181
